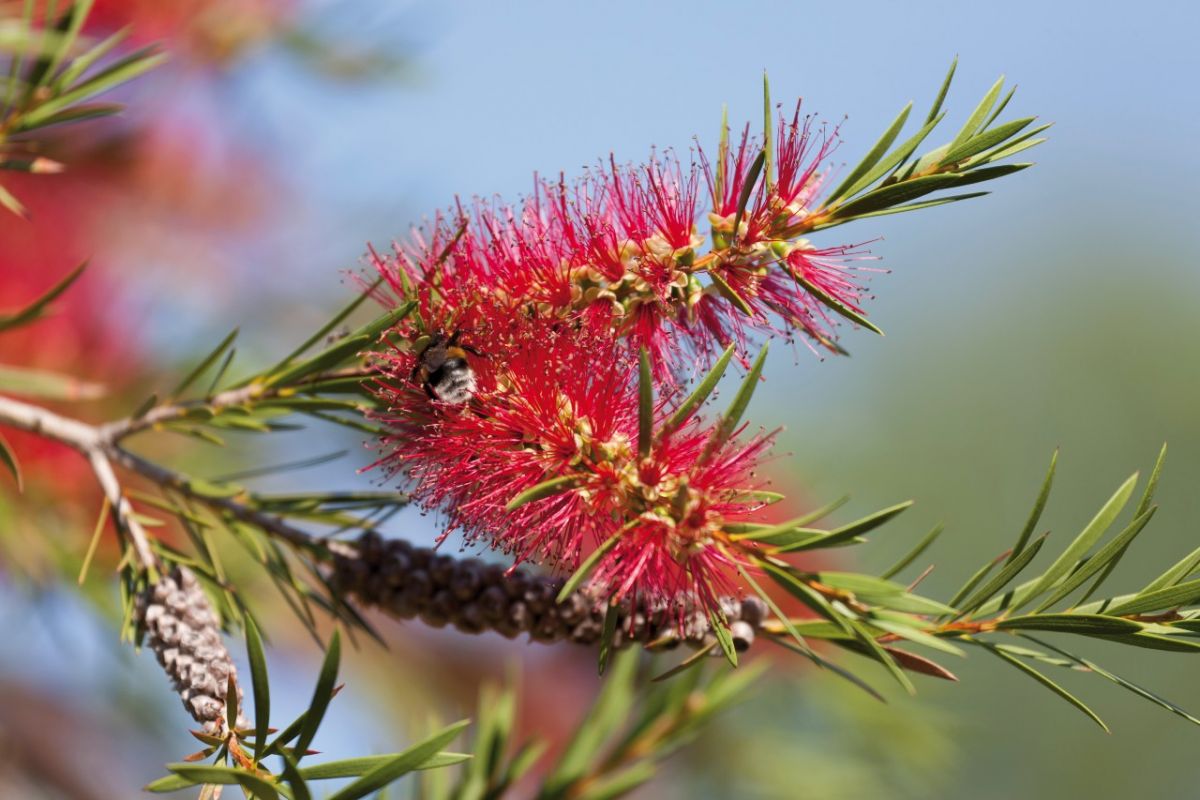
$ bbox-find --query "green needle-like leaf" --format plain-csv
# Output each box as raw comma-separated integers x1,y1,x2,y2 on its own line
245,615,270,761
1010,449,1058,563
597,601,621,676
774,500,913,553
661,343,734,436
995,614,1143,635
1105,578,1200,617
557,526,628,603
762,71,774,189
637,347,653,458
172,328,238,399
983,643,1108,732
295,629,341,759
325,720,470,800
827,101,912,203
701,344,767,460
731,149,765,239
784,266,883,335
940,117,1035,166
926,57,958,124
945,75,1006,158
709,609,738,667
957,532,1049,616
0,432,21,492
1014,473,1138,612
505,474,582,511
881,522,944,579
0,260,86,332
1033,507,1158,612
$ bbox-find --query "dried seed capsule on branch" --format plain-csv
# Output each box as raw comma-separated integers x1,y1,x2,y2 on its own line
330,532,767,651
137,566,247,734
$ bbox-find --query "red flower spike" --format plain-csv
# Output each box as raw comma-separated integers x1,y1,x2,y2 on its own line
368,316,777,620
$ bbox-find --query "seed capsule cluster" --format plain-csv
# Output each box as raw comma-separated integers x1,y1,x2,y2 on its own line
331,532,767,652
137,566,247,734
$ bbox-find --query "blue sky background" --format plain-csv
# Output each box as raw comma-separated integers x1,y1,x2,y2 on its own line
7,2,1200,798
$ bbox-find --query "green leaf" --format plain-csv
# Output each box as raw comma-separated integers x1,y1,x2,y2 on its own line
295,629,341,759
163,765,280,798
925,57,957,124
1136,443,1167,518
995,614,1143,635
1105,578,1200,617
731,149,765,239
881,522,944,580
1022,635,1200,727
661,343,734,436
774,500,913,553
54,27,128,90
810,192,988,228
783,266,883,336
815,572,954,615
845,618,915,695
867,618,965,657
830,173,968,222
637,347,653,458
19,45,167,129
940,117,1035,166
245,615,270,761
702,344,767,459
709,609,738,667
1014,473,1139,612
706,267,755,316
983,643,1108,732
830,115,944,207
0,432,21,492
762,71,774,189
297,752,470,780
651,641,718,682
326,719,470,800
279,751,314,800
505,474,582,511
1010,449,1058,564
0,260,86,332
172,328,238,399
272,278,384,371
1140,544,1200,597
1033,507,1158,612
577,762,657,800
547,649,637,793
557,527,627,603
957,532,1049,616
827,101,913,203
945,75,1006,159
597,601,621,676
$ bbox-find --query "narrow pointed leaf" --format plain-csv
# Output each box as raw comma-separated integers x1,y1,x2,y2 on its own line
762,71,774,188
597,601,620,676
707,267,755,316
984,644,1108,732
1141,545,1200,597
325,720,470,800
957,532,1049,616
1105,578,1200,617
881,522,944,579
775,500,913,552
946,75,1006,157
995,614,1143,635
245,615,270,761
709,609,738,667
926,57,958,124
0,260,87,331
1034,507,1158,612
637,347,653,458
296,752,470,780
173,328,238,398
651,641,718,682
828,102,912,203
1016,473,1139,611
0,432,21,492
505,474,581,511
835,114,944,203
295,629,341,759
662,343,734,435
785,266,883,335
703,344,767,458
1010,449,1058,563
940,117,1035,166
557,527,626,603
731,150,765,239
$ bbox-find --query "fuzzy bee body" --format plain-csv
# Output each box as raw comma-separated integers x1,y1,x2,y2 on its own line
414,332,478,404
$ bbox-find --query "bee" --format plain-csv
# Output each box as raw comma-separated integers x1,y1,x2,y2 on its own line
412,331,480,404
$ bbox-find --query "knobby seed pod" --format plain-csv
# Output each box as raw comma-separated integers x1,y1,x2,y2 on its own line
137,566,247,734
330,531,766,653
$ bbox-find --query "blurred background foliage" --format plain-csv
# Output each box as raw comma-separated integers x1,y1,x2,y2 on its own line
2,1,1199,798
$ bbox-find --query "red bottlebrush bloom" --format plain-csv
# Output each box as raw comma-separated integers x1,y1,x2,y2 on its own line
369,314,776,619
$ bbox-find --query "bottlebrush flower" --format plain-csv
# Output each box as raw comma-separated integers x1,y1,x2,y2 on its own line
369,102,877,372
368,314,777,621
